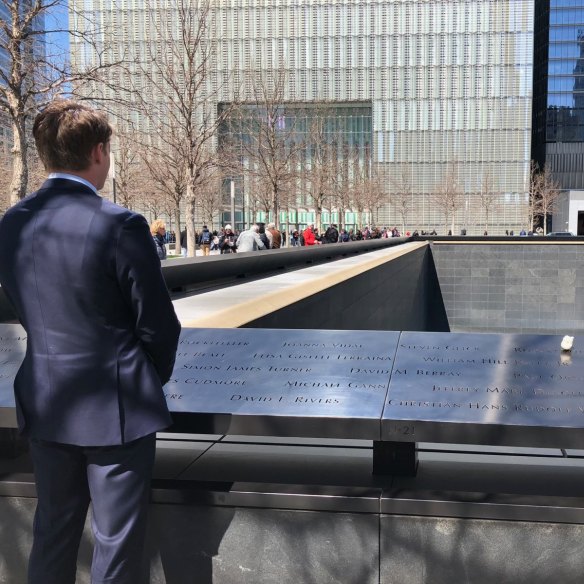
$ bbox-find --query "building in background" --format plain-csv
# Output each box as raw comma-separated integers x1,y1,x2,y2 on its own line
533,0,584,234
70,0,534,235
218,101,373,232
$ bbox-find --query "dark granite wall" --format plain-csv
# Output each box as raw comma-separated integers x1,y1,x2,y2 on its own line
245,244,449,333
4,496,584,583
431,242,584,334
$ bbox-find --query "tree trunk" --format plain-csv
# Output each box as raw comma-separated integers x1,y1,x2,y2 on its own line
316,206,322,233
10,116,29,206
272,187,279,229
174,204,182,255
186,196,197,257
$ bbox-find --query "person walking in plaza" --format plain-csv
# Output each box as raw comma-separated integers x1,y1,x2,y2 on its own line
219,224,237,253
257,222,270,249
151,219,167,261
0,99,181,584
267,222,282,249
323,223,339,244
198,224,212,256
236,224,266,252
303,223,319,246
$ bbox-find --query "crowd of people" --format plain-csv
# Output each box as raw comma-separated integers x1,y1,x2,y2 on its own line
290,224,414,244
151,222,551,256
150,222,420,256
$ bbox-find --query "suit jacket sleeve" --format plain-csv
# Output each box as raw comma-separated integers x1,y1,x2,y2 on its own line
116,213,181,384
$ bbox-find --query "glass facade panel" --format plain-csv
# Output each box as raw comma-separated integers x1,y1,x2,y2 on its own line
552,0,584,7
550,25,584,41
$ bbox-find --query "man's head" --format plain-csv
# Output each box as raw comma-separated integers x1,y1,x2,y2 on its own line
251,224,260,233
33,100,112,189
267,222,276,230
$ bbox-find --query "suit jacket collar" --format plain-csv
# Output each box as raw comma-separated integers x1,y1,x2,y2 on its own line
38,177,100,198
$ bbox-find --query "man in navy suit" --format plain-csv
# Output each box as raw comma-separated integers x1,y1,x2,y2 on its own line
0,100,181,583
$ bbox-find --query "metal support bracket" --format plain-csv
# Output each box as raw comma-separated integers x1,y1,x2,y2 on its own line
372,440,418,476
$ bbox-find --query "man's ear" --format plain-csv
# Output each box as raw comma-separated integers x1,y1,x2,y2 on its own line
93,142,106,164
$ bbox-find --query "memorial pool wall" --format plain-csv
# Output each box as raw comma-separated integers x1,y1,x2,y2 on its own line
431,239,584,334
243,242,449,332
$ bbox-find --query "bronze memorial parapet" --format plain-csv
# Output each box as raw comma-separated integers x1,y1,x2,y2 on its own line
1,325,583,476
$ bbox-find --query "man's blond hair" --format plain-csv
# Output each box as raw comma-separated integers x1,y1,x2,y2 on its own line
33,100,112,172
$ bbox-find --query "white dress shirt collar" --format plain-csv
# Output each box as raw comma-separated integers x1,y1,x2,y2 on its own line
48,173,99,196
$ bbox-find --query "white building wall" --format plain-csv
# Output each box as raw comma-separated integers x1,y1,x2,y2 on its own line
70,0,534,234
553,190,584,235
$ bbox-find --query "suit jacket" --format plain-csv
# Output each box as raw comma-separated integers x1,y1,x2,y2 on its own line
0,178,181,446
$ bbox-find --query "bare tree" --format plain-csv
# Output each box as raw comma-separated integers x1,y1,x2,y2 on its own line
360,169,387,228
111,128,142,210
1,142,52,212
250,171,279,217
343,152,365,229
228,67,301,229
333,155,353,231
138,135,188,255
136,178,168,226
390,165,413,233
135,0,230,256
527,161,542,233
1,1,124,205
533,163,561,235
0,153,11,213
197,173,223,228
478,168,500,235
303,110,338,232
432,162,463,235
341,147,381,229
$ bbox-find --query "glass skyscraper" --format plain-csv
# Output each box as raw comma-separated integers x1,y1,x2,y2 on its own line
71,0,534,233
533,0,584,190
